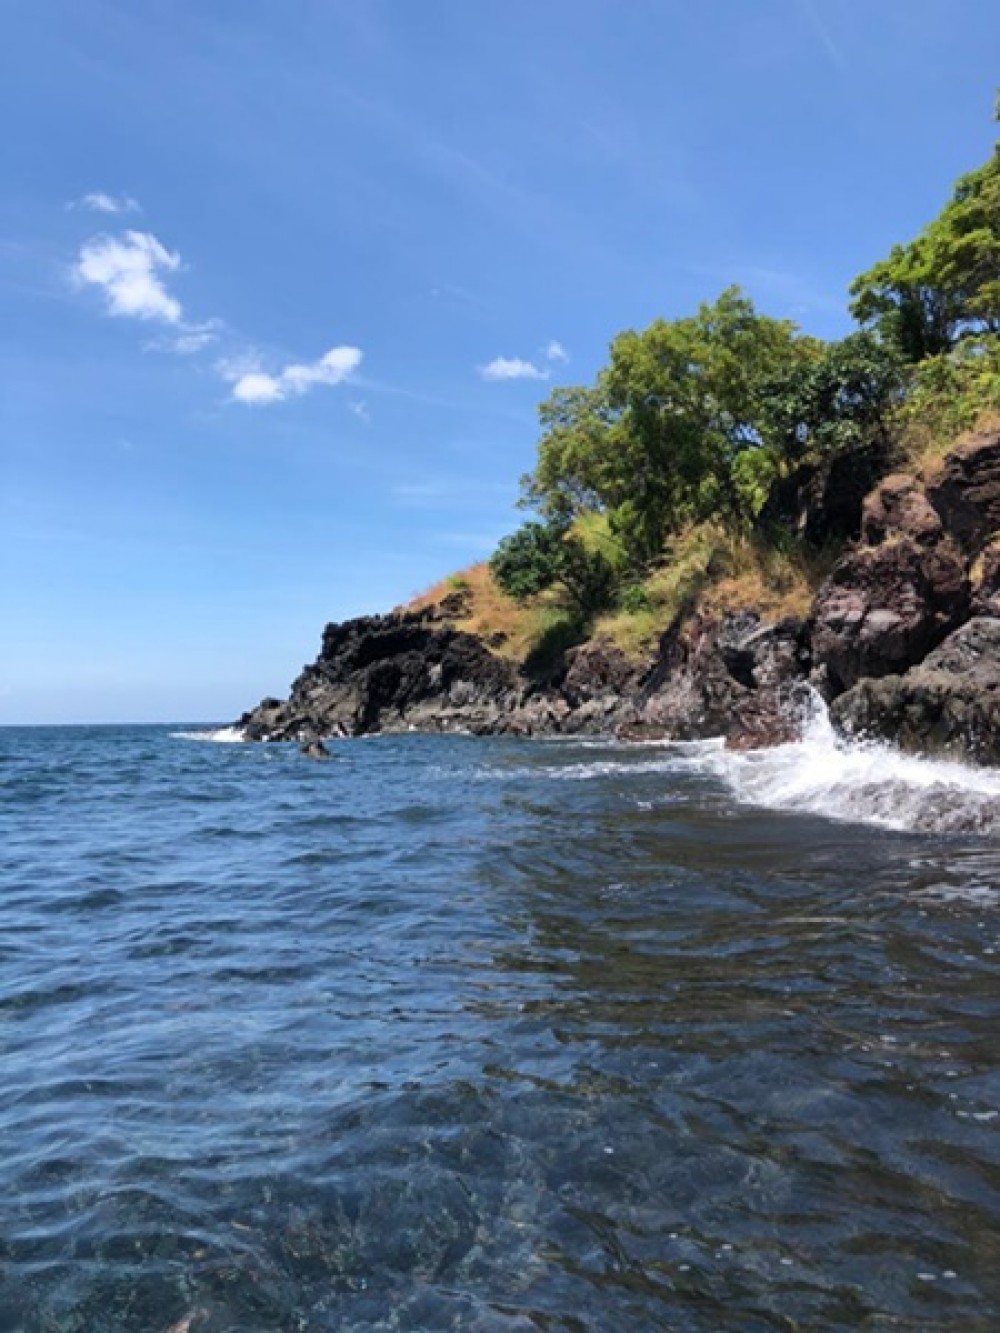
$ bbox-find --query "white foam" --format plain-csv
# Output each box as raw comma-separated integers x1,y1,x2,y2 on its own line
171,725,246,743
489,694,1000,834
689,695,1000,835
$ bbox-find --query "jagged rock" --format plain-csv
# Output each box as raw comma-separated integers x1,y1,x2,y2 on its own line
972,542,1000,618
861,473,944,547
239,609,522,740
831,617,1000,764
636,610,811,746
810,537,969,695
561,637,642,707
927,425,1000,554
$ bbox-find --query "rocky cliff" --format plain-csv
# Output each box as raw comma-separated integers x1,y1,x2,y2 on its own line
238,427,1000,765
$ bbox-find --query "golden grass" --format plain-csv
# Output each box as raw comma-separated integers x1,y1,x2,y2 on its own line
899,408,1000,482
594,522,835,660
407,521,840,669
404,561,555,661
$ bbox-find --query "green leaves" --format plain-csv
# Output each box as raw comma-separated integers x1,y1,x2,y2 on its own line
525,287,813,561
489,519,616,620
850,143,1000,360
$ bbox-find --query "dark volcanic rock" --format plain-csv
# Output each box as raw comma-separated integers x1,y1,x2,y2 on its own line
861,473,944,547
635,610,811,747
557,637,642,733
972,542,1000,618
831,617,1000,764
810,537,969,695
927,426,1000,554
760,449,887,546
239,609,523,740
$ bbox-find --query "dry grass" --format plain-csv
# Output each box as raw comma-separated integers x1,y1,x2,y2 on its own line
899,408,1000,483
594,522,836,660
407,521,840,669
404,561,557,661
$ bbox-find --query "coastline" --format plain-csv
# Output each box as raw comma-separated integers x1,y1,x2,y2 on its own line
237,428,1000,768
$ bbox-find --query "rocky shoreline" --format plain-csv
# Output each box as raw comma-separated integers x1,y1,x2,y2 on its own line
238,428,1000,766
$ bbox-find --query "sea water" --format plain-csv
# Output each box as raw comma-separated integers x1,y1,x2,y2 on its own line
2,720,1000,1330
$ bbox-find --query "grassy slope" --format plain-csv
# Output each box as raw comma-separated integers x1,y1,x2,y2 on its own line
405,403,1000,671
405,524,835,668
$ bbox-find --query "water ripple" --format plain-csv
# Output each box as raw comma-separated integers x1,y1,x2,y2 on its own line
1,723,1000,1329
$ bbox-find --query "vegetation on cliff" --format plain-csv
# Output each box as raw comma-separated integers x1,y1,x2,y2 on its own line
470,131,1000,665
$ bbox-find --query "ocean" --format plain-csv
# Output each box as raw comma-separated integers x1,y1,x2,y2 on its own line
2,716,1000,1331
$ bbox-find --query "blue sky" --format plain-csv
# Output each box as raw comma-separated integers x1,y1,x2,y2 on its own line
3,0,998,724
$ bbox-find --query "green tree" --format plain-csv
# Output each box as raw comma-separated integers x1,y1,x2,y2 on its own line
523,288,814,563
489,519,615,619
759,331,904,463
850,142,1000,360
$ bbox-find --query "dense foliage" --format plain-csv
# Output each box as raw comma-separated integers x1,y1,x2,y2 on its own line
850,144,1000,361
492,130,1000,628
489,519,615,620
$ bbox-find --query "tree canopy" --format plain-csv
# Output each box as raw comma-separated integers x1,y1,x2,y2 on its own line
522,288,816,566
489,125,1000,629
850,144,1000,361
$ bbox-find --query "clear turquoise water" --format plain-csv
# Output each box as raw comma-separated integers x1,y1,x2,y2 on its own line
2,724,1000,1331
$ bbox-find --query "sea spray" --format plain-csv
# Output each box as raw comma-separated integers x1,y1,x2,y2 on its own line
706,692,1000,834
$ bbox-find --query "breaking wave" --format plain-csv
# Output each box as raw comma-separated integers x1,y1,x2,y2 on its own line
488,696,1000,836
171,725,246,743
672,698,1000,835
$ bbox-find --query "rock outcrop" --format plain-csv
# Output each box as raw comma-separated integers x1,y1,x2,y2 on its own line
860,473,944,547
810,537,969,694
634,611,811,748
239,610,524,740
831,618,1000,763
926,426,1000,553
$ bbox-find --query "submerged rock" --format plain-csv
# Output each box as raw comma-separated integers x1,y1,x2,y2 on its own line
300,739,332,760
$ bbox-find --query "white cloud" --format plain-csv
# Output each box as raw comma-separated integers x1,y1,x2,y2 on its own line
232,371,284,405
545,340,569,362
170,320,222,355
222,345,363,406
145,318,223,356
76,230,182,324
479,356,549,382
74,192,141,215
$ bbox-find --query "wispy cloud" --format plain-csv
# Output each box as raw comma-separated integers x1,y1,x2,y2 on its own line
545,340,569,363
688,260,844,318
144,317,224,356
349,399,371,424
72,192,142,215
479,355,549,382
220,346,363,406
792,0,846,70
169,319,223,355
75,230,182,323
